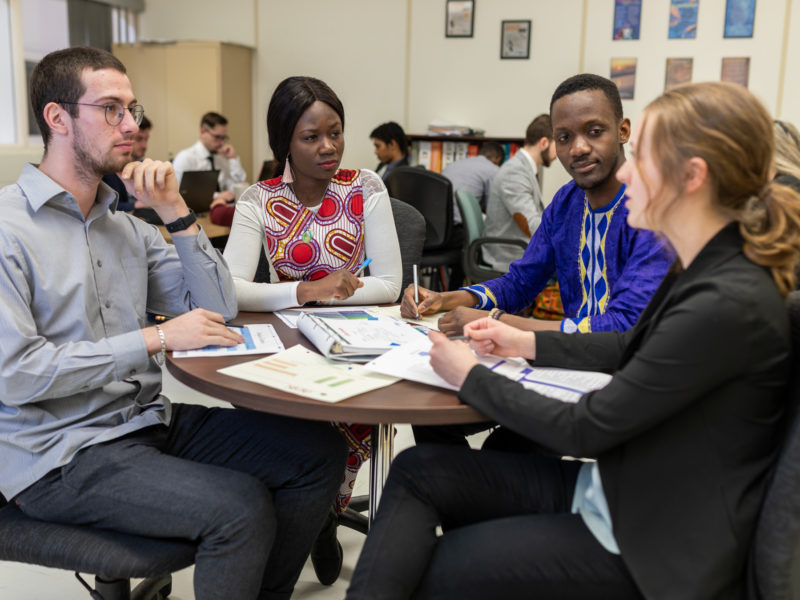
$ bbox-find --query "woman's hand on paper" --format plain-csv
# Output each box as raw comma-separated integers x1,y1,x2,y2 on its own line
428,330,478,388
297,270,364,304
463,318,536,361
438,307,488,336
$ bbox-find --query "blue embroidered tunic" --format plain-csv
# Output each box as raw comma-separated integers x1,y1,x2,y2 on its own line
462,181,673,333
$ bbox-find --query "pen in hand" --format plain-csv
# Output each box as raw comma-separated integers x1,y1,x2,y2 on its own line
413,264,420,319
354,257,372,277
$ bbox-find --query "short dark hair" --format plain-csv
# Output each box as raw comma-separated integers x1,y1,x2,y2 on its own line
139,115,152,130
524,114,553,146
30,46,126,148
267,76,345,172
369,121,408,156
479,142,504,161
201,112,228,129
549,73,624,122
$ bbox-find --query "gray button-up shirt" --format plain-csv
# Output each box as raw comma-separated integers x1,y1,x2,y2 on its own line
0,164,237,499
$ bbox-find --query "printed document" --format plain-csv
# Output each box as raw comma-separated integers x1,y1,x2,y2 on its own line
172,324,285,358
364,340,612,403
218,344,399,402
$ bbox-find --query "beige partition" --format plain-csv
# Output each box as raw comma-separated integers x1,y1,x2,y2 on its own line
113,41,253,181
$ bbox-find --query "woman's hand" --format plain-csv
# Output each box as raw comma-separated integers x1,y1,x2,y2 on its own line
297,270,364,304
464,318,536,360
428,330,479,388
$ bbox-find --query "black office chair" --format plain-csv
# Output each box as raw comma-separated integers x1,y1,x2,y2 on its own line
455,189,528,284
388,197,426,301
0,494,196,600
749,290,800,599
385,167,462,291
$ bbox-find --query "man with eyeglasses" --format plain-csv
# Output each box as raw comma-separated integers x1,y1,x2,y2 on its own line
0,46,347,600
172,111,248,204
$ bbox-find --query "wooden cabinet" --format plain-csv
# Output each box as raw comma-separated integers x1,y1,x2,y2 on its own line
407,134,525,173
112,41,254,181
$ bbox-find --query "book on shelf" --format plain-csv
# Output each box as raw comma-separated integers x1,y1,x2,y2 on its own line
441,141,457,170
430,140,443,173
467,143,480,157
509,142,520,158
454,142,469,162
415,140,432,170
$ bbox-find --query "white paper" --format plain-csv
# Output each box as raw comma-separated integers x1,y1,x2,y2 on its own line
172,324,285,358
368,305,442,331
217,344,399,402
364,340,612,403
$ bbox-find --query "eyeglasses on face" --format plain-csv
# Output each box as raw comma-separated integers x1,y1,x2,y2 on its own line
58,101,145,126
203,127,229,143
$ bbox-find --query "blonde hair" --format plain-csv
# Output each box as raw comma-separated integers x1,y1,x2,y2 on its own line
774,120,800,181
642,82,800,296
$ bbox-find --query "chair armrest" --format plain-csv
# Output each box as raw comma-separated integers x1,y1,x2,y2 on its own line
464,237,529,284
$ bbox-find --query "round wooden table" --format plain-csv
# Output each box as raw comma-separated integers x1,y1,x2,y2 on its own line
166,311,488,520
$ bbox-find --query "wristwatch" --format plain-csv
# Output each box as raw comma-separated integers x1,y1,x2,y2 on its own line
164,210,197,233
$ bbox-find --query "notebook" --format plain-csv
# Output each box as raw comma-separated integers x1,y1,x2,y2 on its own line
178,169,220,213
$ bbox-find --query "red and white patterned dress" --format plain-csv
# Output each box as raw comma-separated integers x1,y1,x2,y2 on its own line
258,169,372,513
259,169,365,280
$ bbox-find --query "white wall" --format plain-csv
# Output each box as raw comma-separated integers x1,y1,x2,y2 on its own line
780,0,800,125
140,0,256,47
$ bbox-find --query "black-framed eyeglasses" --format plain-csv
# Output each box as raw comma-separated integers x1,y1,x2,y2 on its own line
58,101,145,126
203,127,229,143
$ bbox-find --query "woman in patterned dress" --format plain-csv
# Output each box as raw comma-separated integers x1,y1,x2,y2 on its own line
223,76,402,585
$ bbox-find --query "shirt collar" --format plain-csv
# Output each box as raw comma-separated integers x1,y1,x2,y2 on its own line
17,162,117,217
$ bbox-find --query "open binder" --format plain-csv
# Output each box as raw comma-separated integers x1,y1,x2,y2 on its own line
296,311,428,362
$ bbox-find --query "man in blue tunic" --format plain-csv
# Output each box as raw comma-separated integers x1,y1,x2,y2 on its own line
401,73,673,336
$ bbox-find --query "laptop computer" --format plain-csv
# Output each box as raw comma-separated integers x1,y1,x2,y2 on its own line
179,169,220,213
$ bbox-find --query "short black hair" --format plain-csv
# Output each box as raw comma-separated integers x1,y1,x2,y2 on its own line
139,115,152,130
479,142,504,161
370,121,408,155
201,112,228,129
549,73,624,122
266,76,345,172
30,46,126,148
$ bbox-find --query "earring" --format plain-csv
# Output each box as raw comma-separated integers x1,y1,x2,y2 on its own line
282,156,293,183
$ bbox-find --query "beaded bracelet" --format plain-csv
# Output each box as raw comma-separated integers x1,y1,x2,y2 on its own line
154,324,166,366
489,308,506,320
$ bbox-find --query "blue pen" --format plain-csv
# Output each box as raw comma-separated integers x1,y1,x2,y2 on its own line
354,257,372,276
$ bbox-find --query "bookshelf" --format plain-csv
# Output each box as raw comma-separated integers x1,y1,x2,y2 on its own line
407,135,525,173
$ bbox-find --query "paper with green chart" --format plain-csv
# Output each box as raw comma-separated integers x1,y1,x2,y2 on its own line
217,344,399,403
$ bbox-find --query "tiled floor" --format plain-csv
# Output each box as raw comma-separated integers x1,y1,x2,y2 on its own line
0,367,422,600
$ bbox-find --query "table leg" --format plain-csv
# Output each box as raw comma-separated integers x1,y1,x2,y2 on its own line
368,423,394,525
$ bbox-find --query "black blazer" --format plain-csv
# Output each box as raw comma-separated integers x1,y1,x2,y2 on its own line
461,224,791,599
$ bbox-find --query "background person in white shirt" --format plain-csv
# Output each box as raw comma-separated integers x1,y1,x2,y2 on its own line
172,111,247,203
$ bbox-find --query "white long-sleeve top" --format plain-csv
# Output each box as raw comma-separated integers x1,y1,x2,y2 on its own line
223,169,402,311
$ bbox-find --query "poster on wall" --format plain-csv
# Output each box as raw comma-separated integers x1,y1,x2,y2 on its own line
610,58,637,99
613,0,642,40
668,0,699,39
500,20,531,59
724,0,756,38
445,0,475,38
721,57,750,87
665,57,693,91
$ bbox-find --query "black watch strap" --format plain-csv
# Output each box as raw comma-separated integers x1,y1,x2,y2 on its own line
164,210,197,233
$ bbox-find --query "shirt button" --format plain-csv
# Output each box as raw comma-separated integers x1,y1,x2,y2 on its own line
105,300,111,308
129,369,136,375
96,259,102,267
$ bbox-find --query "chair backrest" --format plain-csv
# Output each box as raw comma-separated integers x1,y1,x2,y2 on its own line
385,166,454,252
750,290,800,599
389,198,426,301
456,189,485,245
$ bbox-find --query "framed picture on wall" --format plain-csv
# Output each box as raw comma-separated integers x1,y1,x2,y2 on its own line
665,57,693,91
500,20,531,59
613,0,642,40
446,0,475,38
721,57,750,87
610,58,637,99
668,0,699,39
724,0,756,38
